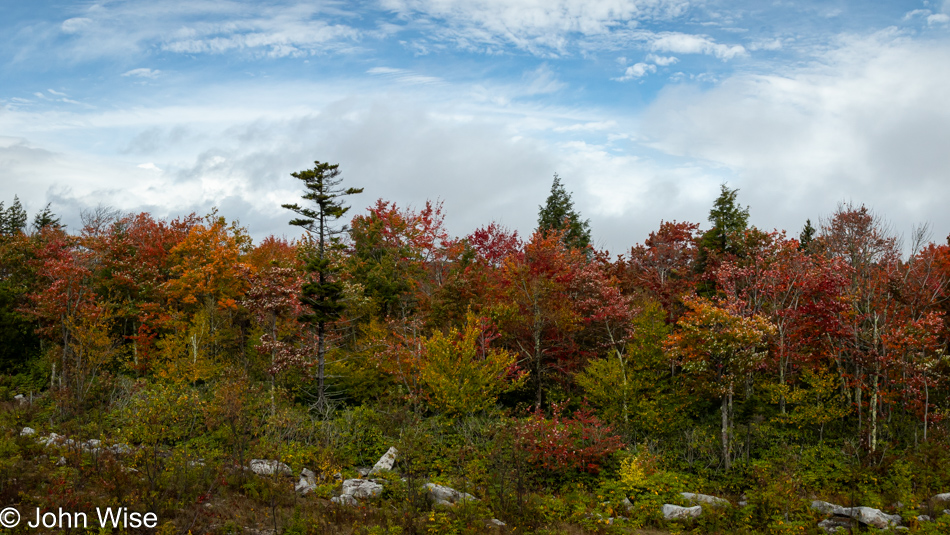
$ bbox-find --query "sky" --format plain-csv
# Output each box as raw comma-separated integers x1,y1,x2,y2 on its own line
2,0,950,254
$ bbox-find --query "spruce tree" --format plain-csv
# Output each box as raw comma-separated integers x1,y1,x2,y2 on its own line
695,184,751,290
700,183,749,256
799,219,816,252
31,203,61,233
283,161,363,411
537,173,591,250
0,196,28,235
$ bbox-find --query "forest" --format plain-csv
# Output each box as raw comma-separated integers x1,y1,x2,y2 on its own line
0,162,949,534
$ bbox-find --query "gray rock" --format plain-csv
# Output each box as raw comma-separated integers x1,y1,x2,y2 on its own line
296,468,317,495
370,447,398,475
56,456,66,466
14,394,26,404
662,504,702,520
424,483,477,506
249,459,292,476
296,477,316,495
20,427,35,436
40,433,63,446
917,515,932,522
331,494,358,506
342,479,383,500
933,493,950,503
109,443,131,455
487,518,506,527
811,500,848,516
844,506,901,529
818,517,851,533
812,501,902,529
681,492,730,507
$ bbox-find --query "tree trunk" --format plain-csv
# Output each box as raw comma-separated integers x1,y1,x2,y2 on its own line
722,386,731,471
870,374,878,452
317,322,326,412
924,378,929,442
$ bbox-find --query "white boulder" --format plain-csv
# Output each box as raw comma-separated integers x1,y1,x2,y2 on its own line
844,506,901,529
370,447,398,475
342,479,383,500
681,492,730,507
662,504,702,520
424,483,477,506
811,500,848,516
249,459,292,476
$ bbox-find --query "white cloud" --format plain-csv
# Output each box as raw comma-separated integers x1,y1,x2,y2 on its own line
928,13,950,24
39,2,363,61
381,0,691,55
903,9,930,21
646,53,678,65
747,38,782,51
521,64,566,95
61,17,92,34
122,68,161,78
137,162,162,171
639,32,950,244
648,32,746,60
614,62,656,80
554,120,618,132
366,67,443,85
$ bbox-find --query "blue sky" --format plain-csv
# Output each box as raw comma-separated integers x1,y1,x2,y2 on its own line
2,0,950,252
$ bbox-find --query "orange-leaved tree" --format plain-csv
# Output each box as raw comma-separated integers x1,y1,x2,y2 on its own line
665,296,774,470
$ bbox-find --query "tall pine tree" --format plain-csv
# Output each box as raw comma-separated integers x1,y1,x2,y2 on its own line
537,173,591,250
283,161,363,411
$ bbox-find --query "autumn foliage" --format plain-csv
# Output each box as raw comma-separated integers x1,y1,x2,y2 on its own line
2,186,950,534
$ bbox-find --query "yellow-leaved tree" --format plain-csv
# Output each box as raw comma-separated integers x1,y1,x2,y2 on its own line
419,312,526,416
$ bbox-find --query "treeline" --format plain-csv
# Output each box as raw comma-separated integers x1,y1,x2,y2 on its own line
1,165,950,532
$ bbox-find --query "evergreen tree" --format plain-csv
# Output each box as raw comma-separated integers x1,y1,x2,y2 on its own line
537,173,591,250
799,218,816,252
31,203,61,233
282,161,363,410
0,196,28,236
700,183,750,256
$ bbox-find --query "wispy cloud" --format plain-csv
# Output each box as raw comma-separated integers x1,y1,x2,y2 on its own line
648,32,746,60
366,67,443,86
122,68,161,78
614,62,656,80
35,1,363,61
381,0,692,55
646,53,678,65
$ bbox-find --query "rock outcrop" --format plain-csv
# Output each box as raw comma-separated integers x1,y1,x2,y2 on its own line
424,483,477,507
662,504,702,520
249,459,292,476
295,468,317,495
810,500,902,529
331,479,384,506
369,447,398,475
681,492,730,507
